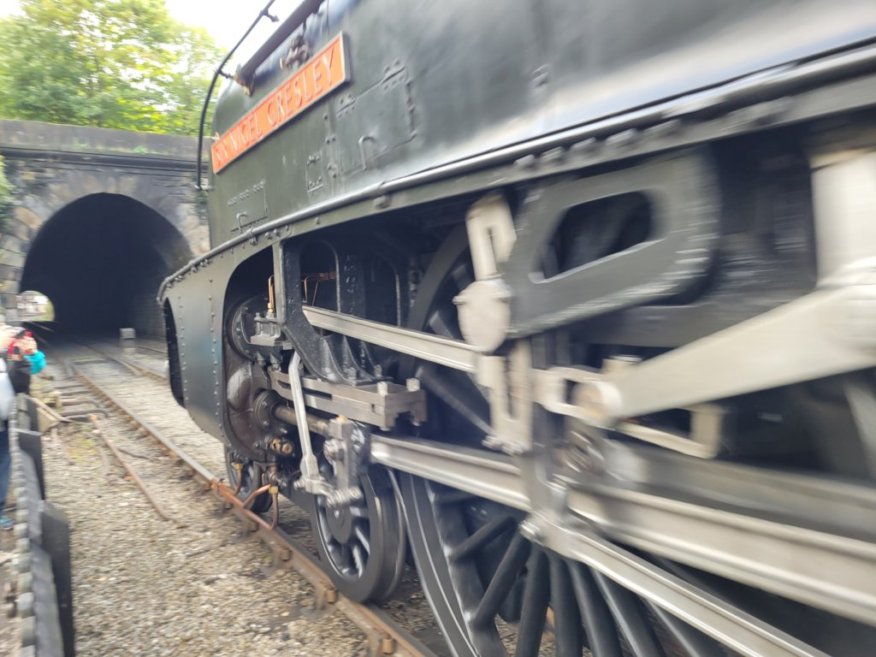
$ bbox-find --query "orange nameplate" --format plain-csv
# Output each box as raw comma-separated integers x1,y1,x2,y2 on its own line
212,33,350,174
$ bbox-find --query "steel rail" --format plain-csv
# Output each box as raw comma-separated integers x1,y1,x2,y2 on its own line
80,340,166,383
108,355,164,382
88,413,184,528
68,357,437,657
133,342,167,356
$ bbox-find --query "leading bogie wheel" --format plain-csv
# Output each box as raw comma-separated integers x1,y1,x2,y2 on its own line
310,464,406,603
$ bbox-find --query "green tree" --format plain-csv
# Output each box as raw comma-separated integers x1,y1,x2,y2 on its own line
0,0,222,135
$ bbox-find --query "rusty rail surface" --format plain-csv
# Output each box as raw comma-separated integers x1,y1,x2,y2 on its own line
89,413,184,527
103,350,165,382
67,359,437,657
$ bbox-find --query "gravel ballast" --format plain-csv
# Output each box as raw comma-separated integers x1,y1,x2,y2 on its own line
35,363,368,657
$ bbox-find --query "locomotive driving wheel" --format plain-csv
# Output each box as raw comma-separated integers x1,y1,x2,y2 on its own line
398,228,873,657
401,477,729,657
224,446,273,514
310,462,405,602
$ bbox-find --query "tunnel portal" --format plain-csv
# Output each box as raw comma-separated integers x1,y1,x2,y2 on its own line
20,193,193,335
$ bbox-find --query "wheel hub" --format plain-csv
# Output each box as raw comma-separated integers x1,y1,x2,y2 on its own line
324,500,356,543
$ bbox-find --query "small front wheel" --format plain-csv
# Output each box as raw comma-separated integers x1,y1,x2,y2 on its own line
310,466,405,602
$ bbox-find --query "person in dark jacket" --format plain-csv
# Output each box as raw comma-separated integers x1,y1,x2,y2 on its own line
0,328,46,530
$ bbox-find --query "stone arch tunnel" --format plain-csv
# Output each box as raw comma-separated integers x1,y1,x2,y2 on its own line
20,193,193,334
0,119,209,336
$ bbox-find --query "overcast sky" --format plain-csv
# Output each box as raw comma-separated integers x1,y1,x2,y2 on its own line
0,0,301,51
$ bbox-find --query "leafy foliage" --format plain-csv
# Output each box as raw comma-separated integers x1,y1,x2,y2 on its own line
0,0,222,135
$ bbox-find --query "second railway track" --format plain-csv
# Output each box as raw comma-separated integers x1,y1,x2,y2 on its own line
39,339,443,657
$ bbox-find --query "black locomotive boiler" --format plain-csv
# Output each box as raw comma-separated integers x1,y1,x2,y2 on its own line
161,1,876,655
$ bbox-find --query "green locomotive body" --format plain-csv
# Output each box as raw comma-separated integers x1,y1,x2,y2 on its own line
161,2,876,655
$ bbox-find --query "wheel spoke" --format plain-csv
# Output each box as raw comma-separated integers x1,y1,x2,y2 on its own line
352,544,366,577
473,534,531,627
449,261,474,296
327,540,342,564
570,565,623,657
451,515,515,562
354,523,371,554
514,550,550,657
593,571,665,657
433,488,476,506
645,601,725,657
419,364,492,435
428,304,464,340
549,556,582,657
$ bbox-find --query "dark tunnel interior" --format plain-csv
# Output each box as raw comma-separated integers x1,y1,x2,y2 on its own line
20,193,193,336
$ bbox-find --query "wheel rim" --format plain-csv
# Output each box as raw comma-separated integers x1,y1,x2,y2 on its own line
224,446,273,514
311,466,405,602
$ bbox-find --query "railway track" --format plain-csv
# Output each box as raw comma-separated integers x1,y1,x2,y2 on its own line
42,340,442,657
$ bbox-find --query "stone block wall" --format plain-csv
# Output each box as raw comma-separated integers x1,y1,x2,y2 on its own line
0,119,210,332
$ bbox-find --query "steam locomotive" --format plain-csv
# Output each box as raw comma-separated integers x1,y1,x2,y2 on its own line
161,1,876,655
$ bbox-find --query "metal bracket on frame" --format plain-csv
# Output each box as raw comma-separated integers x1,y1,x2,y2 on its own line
453,193,517,353
478,343,534,455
